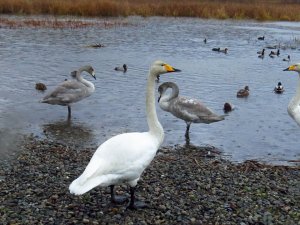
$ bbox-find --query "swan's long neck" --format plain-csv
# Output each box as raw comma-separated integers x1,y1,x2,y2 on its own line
169,83,179,100
159,83,179,111
290,73,300,107
77,69,95,92
146,73,164,145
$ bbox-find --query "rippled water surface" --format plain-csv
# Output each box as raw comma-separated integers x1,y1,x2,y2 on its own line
1,16,300,164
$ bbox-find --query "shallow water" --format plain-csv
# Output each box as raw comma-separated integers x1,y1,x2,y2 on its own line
0,16,300,165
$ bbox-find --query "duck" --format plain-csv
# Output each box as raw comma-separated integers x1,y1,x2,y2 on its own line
237,86,249,98
35,82,47,91
69,61,181,210
219,48,228,54
257,49,265,55
223,102,234,113
87,43,105,48
258,49,265,59
156,75,160,82
270,49,280,56
114,64,127,73
269,52,275,58
158,82,225,142
212,47,220,52
283,63,300,126
283,55,291,62
258,36,265,40
40,65,96,119
274,82,284,94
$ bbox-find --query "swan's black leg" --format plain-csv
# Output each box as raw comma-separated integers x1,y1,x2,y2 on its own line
110,185,128,204
127,187,147,210
185,123,191,145
68,106,71,119
185,123,191,139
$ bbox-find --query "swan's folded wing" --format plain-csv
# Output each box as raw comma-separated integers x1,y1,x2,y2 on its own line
171,96,223,123
69,132,158,194
42,81,87,104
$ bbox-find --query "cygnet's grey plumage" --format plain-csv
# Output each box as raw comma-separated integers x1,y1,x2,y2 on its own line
40,65,96,118
158,82,225,141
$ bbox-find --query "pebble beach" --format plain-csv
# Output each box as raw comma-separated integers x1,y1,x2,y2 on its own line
0,137,299,225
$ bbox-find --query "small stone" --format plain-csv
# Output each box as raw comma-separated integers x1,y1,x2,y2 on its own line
190,218,196,223
83,218,89,223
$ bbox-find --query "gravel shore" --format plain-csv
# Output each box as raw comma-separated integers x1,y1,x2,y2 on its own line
0,137,299,225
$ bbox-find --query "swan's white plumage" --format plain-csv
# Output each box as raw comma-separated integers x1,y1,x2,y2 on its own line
69,132,158,195
69,61,180,198
288,101,300,126
284,63,300,126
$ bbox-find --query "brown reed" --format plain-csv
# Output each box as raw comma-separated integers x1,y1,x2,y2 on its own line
0,0,299,21
0,17,131,29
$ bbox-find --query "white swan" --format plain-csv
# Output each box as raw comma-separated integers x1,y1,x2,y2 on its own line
283,63,300,126
69,61,181,210
158,82,225,142
40,65,96,119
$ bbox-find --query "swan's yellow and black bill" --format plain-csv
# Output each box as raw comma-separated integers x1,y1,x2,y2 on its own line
92,71,96,80
164,64,181,72
283,65,296,71
158,94,161,102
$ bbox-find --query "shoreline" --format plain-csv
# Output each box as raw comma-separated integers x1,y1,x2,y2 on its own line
1,137,299,224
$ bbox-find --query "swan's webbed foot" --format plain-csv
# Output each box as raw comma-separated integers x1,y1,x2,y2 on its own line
112,195,128,204
126,187,148,210
110,185,128,204
127,200,147,210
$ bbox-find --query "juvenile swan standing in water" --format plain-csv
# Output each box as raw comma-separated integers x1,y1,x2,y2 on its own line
158,82,225,142
40,65,96,119
69,61,181,210
283,63,300,126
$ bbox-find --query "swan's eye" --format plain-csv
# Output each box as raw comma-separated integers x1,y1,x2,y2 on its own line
161,63,165,66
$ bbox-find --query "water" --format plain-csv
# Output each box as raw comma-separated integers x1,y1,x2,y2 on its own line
1,16,300,165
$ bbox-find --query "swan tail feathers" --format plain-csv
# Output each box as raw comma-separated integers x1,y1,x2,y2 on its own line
69,156,107,195
69,175,105,195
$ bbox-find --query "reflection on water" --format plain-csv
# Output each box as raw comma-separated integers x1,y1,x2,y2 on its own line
42,119,96,148
0,128,23,161
0,16,300,165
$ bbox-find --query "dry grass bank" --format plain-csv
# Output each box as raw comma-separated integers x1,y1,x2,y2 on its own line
0,0,300,21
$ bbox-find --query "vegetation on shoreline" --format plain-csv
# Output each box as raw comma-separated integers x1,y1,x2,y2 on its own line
0,17,131,29
0,0,300,21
